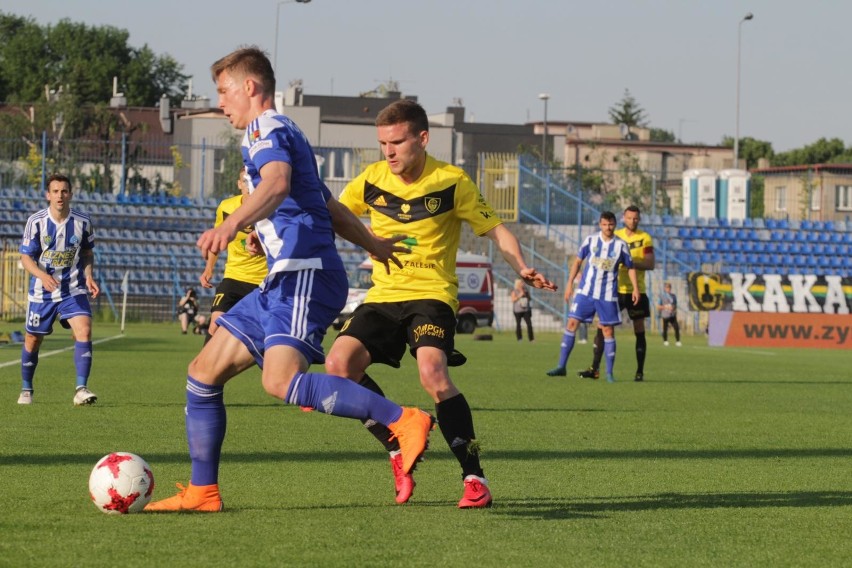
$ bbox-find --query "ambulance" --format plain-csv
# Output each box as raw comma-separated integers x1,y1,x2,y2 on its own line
333,252,494,334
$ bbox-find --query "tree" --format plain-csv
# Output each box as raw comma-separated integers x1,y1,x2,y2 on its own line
650,128,676,143
721,136,774,169
0,12,189,107
772,137,851,167
608,89,648,131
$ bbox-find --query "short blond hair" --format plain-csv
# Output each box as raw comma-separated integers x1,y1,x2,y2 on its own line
211,46,275,98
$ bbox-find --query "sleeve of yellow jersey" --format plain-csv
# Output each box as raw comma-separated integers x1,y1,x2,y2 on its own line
214,200,226,229
454,174,502,236
338,172,369,216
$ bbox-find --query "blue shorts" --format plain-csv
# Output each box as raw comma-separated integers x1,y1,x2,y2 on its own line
26,294,92,335
216,269,347,368
568,293,623,327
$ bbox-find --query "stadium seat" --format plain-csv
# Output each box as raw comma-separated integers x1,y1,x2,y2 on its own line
752,218,765,229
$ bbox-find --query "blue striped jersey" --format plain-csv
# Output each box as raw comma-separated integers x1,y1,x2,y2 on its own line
575,232,634,301
241,109,344,278
20,208,95,302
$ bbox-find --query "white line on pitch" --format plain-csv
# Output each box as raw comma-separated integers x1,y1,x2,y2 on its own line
691,345,777,356
0,334,125,368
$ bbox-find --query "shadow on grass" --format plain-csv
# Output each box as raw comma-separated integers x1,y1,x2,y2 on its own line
660,379,852,385
495,490,852,520
4,447,852,467
144,490,852,516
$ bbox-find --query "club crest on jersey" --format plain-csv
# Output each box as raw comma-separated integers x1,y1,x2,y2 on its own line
42,236,52,246
70,235,79,245
425,197,441,214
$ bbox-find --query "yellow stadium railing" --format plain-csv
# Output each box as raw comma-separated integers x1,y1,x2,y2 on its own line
476,153,519,222
1,243,28,321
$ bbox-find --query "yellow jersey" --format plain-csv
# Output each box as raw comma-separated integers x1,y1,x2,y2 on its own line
615,227,654,294
215,194,268,285
339,155,501,312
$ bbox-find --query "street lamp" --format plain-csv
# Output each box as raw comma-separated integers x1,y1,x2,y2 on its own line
734,12,753,170
273,0,312,80
538,93,550,162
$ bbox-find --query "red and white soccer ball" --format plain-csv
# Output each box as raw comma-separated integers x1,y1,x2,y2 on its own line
88,452,155,514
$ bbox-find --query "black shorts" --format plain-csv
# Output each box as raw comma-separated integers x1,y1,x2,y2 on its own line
618,293,651,320
210,278,260,314
337,299,456,368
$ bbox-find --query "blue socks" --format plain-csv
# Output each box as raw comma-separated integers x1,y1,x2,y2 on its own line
186,376,226,486
556,330,576,369
184,372,405,487
21,348,37,391
604,337,616,376
22,341,92,391
74,341,93,389
285,372,402,427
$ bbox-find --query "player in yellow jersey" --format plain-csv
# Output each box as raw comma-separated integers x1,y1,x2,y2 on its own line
198,169,268,341
578,205,655,381
325,99,557,508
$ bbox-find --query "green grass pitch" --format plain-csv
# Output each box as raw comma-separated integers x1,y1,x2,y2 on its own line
1,323,850,567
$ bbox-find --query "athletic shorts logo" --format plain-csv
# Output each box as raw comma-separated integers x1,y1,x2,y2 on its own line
412,323,446,342
425,197,441,214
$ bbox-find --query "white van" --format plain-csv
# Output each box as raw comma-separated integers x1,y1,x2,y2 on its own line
333,252,494,334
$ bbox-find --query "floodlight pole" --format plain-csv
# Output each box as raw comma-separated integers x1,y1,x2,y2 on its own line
538,93,550,163
273,0,312,79
734,12,753,170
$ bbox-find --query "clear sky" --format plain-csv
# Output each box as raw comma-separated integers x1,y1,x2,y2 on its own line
3,0,849,152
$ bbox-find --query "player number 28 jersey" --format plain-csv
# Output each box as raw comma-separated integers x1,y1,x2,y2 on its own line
20,208,95,302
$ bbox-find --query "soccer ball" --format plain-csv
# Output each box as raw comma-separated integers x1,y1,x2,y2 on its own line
88,452,155,514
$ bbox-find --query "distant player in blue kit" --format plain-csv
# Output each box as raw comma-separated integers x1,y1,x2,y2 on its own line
18,173,100,406
546,211,639,382
146,46,433,512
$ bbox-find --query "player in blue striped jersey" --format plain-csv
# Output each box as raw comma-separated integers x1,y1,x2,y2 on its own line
145,47,433,513
546,211,639,382
17,173,100,406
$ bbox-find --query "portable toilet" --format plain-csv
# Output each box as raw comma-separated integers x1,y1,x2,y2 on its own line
682,168,717,220
717,169,751,221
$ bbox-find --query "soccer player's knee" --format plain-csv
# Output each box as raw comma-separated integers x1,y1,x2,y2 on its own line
261,374,290,400
324,352,348,377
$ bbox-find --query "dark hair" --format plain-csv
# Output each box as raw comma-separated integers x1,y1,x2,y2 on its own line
47,173,71,190
600,210,617,223
376,99,429,135
211,46,275,98
624,204,641,215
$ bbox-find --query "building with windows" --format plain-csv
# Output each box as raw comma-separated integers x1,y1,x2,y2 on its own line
752,164,852,222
